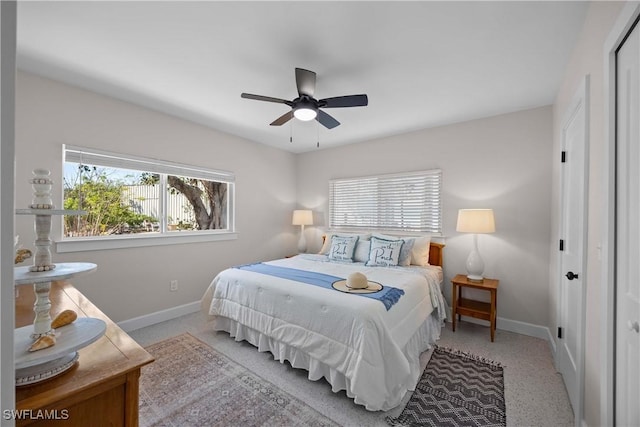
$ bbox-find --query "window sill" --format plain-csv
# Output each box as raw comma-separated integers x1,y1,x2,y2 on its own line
56,231,238,253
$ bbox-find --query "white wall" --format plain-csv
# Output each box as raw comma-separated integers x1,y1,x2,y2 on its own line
296,106,553,329
549,1,626,426
14,71,298,322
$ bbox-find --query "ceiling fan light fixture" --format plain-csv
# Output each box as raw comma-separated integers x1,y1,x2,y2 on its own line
293,106,317,121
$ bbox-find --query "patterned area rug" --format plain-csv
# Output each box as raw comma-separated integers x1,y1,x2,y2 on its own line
139,333,339,427
387,346,506,427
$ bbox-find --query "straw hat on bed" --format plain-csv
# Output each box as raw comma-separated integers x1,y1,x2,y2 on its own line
332,272,382,294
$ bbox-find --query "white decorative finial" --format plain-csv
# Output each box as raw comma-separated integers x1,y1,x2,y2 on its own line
30,168,54,209
29,169,55,272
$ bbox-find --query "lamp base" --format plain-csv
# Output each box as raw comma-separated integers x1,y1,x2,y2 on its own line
297,225,307,253
465,237,485,283
297,236,307,253
466,274,484,283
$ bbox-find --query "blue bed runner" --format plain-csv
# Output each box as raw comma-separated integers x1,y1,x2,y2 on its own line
233,263,404,310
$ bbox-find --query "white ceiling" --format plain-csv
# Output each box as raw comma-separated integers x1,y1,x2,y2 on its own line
16,1,589,153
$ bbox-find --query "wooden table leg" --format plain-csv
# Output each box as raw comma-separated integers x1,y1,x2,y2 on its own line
457,285,462,321
452,282,457,332
490,288,497,342
125,370,141,426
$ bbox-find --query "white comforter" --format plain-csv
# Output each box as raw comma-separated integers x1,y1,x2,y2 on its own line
201,254,446,411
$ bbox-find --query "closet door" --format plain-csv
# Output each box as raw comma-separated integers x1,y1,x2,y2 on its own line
616,19,640,427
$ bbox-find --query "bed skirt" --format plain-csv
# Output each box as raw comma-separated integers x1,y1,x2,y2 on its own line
211,313,442,411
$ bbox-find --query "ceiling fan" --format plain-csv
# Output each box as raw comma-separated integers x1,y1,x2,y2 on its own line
241,68,368,129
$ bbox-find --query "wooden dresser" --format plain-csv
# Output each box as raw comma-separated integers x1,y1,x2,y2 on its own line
15,281,154,426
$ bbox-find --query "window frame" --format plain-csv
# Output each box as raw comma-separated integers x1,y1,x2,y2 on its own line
57,145,236,253
328,169,442,234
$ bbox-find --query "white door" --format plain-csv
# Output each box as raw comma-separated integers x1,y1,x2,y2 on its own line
616,21,640,427
557,76,589,423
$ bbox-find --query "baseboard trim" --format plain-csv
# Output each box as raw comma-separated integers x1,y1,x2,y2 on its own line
118,300,201,333
495,316,551,341
454,315,557,358
449,307,553,342
546,326,557,362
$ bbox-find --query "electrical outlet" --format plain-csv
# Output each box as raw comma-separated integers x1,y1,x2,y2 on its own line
170,280,178,292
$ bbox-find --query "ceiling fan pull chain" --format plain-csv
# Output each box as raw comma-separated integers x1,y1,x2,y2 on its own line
316,119,320,148
290,121,293,143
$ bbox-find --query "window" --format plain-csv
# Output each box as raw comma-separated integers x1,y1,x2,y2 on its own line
61,145,235,249
329,169,442,233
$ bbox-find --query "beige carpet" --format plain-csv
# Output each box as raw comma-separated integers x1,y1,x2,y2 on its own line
139,333,339,427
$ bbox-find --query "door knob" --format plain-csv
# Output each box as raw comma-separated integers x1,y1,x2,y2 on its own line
565,271,579,280
629,320,640,333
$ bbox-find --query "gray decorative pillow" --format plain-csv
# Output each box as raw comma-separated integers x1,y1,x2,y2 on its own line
366,237,404,267
328,235,359,262
398,238,415,266
353,240,371,263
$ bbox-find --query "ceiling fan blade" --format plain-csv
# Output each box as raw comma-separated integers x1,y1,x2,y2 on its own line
241,93,292,105
316,110,340,129
319,94,368,108
295,68,316,97
270,111,294,126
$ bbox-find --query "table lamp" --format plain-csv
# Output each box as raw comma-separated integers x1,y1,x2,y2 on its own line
456,209,495,282
292,209,313,253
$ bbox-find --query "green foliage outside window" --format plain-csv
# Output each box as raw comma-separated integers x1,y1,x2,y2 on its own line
63,164,228,237
64,165,156,236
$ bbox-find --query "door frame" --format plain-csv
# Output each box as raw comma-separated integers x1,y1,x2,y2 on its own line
602,3,640,426
556,75,589,426
0,2,17,424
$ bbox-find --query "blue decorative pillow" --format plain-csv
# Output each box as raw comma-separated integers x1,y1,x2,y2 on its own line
366,237,404,267
328,235,359,262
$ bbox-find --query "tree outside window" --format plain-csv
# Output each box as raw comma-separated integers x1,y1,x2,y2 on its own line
63,147,233,238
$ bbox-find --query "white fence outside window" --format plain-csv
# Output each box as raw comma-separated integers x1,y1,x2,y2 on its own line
122,185,197,229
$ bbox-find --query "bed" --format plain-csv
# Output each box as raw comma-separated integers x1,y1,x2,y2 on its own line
201,233,446,411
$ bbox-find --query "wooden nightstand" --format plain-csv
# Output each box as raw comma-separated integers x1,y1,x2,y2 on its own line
451,274,499,342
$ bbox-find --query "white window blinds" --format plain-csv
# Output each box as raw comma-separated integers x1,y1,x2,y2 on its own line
329,169,442,233
64,145,234,183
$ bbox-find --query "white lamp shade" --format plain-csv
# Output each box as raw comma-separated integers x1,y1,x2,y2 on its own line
456,209,495,233
292,210,313,226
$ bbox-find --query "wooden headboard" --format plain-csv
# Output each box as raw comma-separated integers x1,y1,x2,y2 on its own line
320,235,444,267
428,242,445,268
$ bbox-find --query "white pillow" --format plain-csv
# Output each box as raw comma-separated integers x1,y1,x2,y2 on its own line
328,235,359,262
319,232,370,254
366,236,404,267
409,235,431,266
353,240,371,263
372,232,397,241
